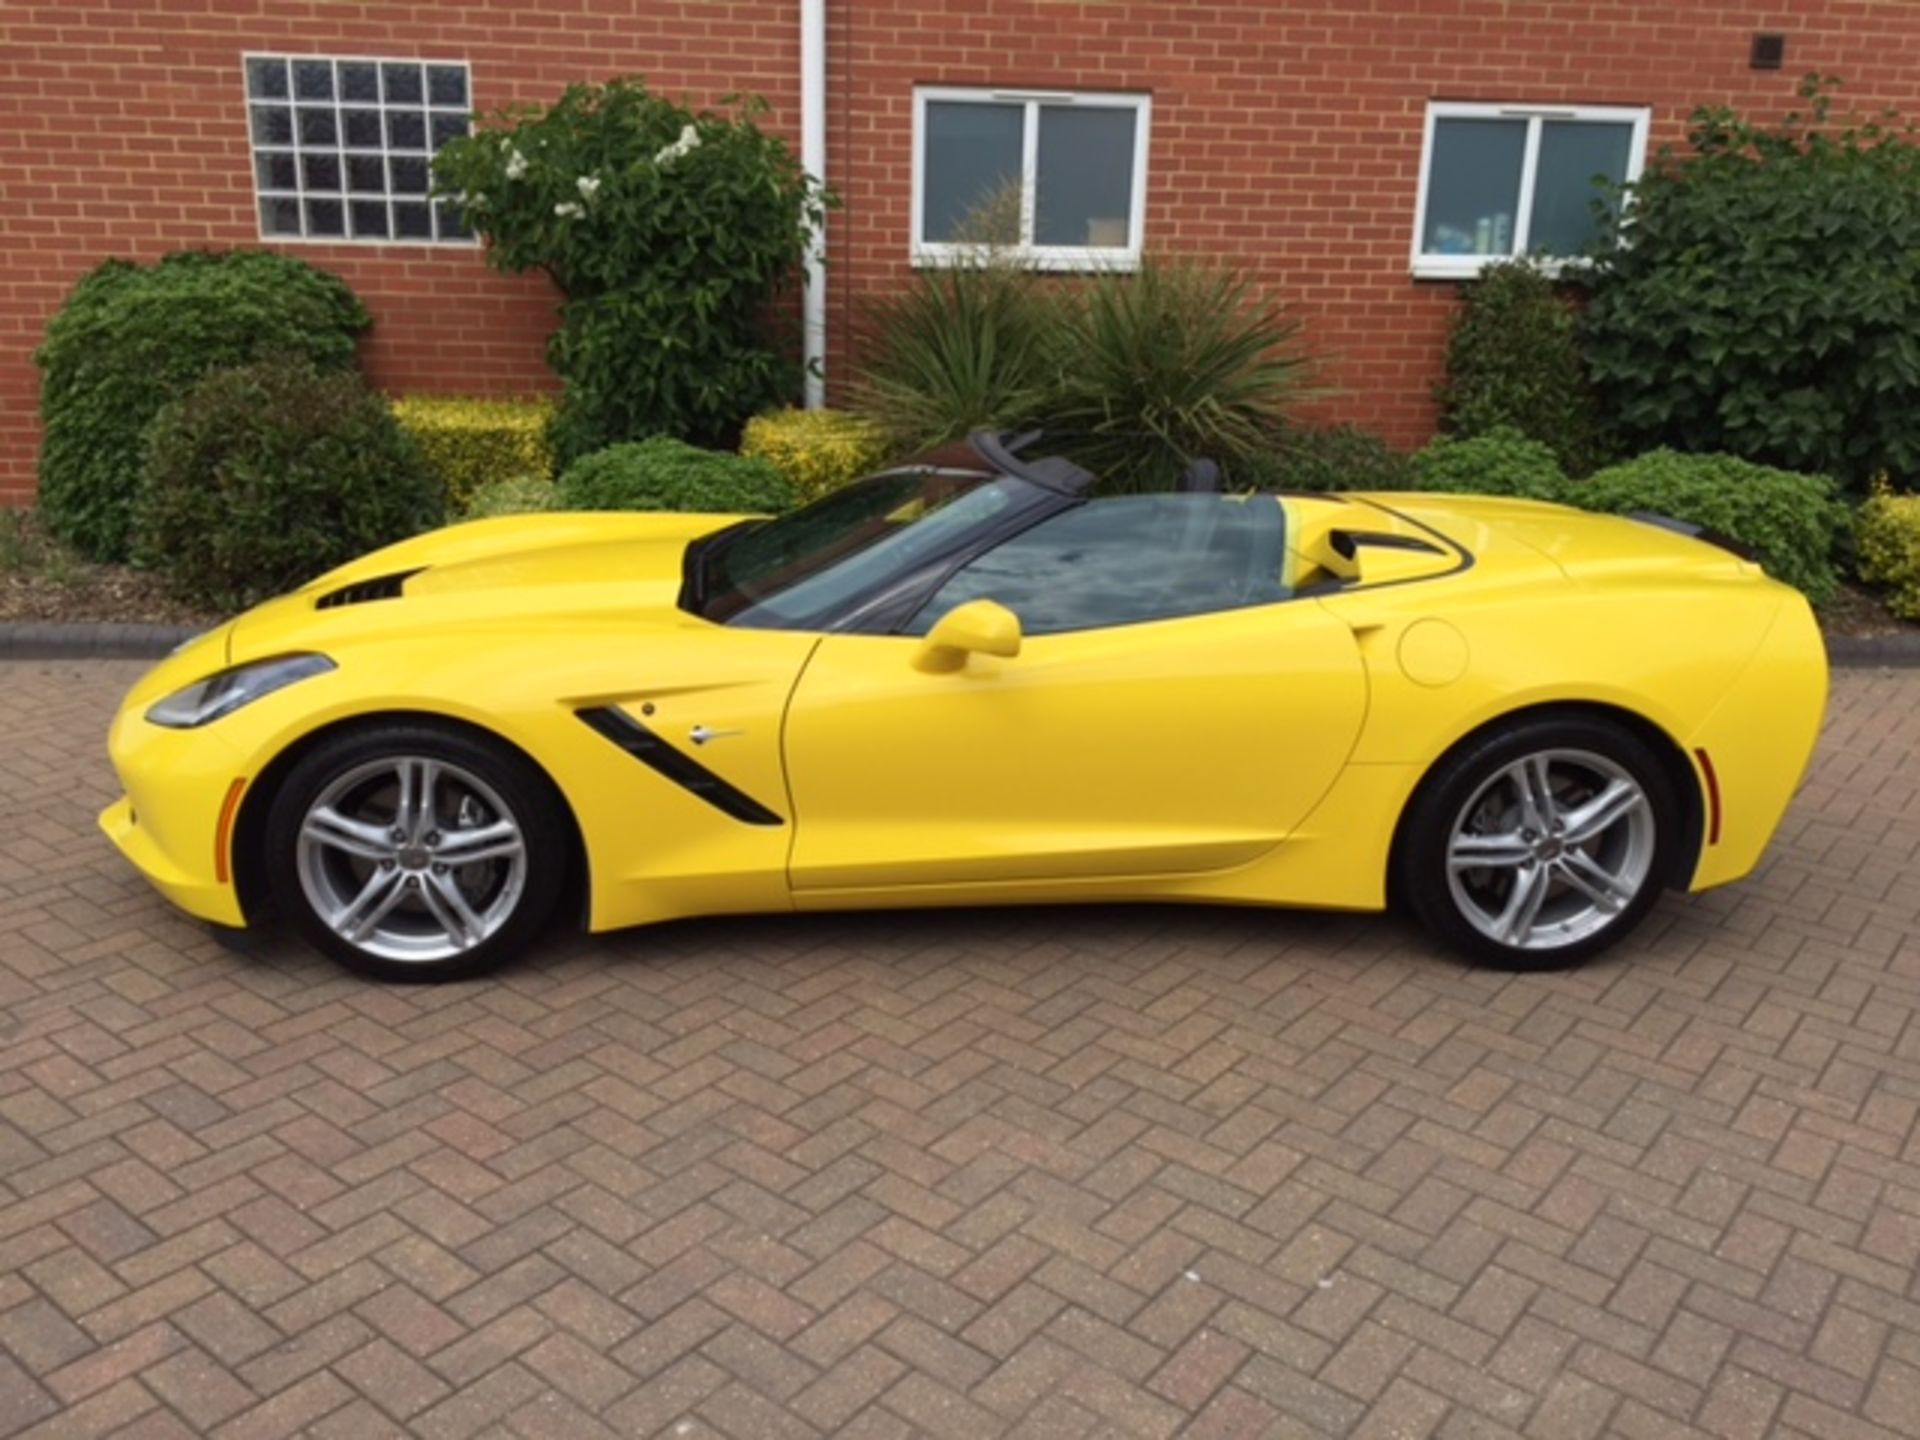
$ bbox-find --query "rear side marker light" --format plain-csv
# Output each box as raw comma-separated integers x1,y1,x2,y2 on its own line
1694,748,1722,846
214,779,247,884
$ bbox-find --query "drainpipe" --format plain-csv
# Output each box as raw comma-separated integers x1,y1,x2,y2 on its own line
801,0,827,409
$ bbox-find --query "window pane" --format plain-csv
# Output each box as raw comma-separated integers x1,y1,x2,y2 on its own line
389,155,429,195
339,62,379,103
922,100,1024,243
428,66,468,107
435,200,470,240
297,107,338,147
259,195,302,236
393,201,434,239
430,112,469,151
293,59,334,101
350,199,390,239
254,152,297,191
251,105,293,146
246,57,288,101
342,108,382,148
1528,120,1635,256
387,110,426,151
908,495,1289,636
382,63,423,104
301,152,341,191
346,154,385,192
304,198,345,236
1034,105,1136,248
1421,117,1526,257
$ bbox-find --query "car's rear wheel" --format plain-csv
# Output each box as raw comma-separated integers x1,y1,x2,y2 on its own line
265,723,568,981
1396,715,1681,969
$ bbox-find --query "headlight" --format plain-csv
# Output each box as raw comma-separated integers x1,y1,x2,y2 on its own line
145,654,335,729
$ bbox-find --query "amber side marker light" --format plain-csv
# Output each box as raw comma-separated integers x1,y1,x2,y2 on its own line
1694,749,1722,846
214,779,247,884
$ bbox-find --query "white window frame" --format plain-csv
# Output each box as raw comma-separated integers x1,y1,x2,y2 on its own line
911,86,1151,272
241,51,477,247
1410,101,1650,280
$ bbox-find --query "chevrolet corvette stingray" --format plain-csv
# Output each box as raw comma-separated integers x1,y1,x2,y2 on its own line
102,433,1827,980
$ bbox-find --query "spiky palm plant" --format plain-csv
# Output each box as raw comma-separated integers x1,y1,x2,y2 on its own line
850,258,1058,455
1043,258,1316,492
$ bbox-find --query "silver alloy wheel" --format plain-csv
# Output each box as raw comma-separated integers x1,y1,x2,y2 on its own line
295,755,528,963
1445,747,1655,953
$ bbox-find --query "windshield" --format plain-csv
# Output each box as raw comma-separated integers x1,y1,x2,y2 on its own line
690,469,1028,627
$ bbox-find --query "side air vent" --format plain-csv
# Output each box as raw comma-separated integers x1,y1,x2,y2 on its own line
314,568,423,610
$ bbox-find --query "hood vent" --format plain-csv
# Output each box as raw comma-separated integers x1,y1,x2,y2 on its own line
314,568,423,610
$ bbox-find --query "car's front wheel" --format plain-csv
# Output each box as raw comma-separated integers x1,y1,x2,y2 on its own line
1397,715,1682,969
265,723,569,981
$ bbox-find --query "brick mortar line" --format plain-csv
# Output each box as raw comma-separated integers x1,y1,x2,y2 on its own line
3,620,1919,668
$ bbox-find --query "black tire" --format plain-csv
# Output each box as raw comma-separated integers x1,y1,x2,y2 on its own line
1394,713,1682,970
264,722,570,982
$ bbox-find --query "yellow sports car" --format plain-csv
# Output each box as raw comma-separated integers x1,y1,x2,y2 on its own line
102,433,1827,981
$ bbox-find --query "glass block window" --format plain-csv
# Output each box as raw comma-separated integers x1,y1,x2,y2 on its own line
244,54,474,244
912,88,1151,270
1412,102,1650,278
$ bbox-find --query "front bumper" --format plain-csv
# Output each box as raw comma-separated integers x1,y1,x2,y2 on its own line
100,696,249,928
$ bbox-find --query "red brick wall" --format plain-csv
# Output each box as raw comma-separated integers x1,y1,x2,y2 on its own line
0,0,797,504
829,0,1920,445
7,1,1920,505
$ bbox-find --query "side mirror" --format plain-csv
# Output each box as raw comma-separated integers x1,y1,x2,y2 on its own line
913,599,1023,673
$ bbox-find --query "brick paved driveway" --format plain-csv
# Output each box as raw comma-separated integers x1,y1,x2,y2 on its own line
3,658,1919,1440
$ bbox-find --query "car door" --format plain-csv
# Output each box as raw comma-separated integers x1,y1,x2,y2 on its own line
782,492,1369,892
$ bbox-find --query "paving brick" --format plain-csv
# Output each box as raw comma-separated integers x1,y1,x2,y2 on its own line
3,661,1920,1437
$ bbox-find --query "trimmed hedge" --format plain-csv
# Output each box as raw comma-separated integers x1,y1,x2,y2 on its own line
1410,427,1570,501
1858,485,1920,619
36,250,370,560
1571,451,1849,604
134,357,443,610
392,395,555,510
1437,259,1599,476
740,408,890,501
556,438,795,514
1247,424,1415,492
462,475,560,520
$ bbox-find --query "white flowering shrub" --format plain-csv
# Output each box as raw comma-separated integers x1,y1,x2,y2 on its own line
434,79,831,458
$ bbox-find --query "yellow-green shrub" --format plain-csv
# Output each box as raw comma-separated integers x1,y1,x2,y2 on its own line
463,475,559,519
740,408,889,501
1858,483,1920,619
391,395,555,510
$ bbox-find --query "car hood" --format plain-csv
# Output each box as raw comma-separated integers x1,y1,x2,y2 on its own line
224,510,748,662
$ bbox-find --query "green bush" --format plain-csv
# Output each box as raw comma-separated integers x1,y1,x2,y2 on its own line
1411,427,1569,500
462,475,560,519
1044,258,1316,493
1581,78,1920,491
1437,259,1599,475
35,250,370,560
556,438,794,514
851,258,1057,454
434,79,831,460
392,395,555,510
1857,484,1920,618
1238,424,1414,492
134,358,443,610
741,408,891,501
1570,451,1849,603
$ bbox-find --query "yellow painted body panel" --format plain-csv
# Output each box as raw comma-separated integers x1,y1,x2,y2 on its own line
100,492,1827,938
784,598,1367,889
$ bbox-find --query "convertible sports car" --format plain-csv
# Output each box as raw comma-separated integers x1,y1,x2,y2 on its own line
102,433,1827,981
